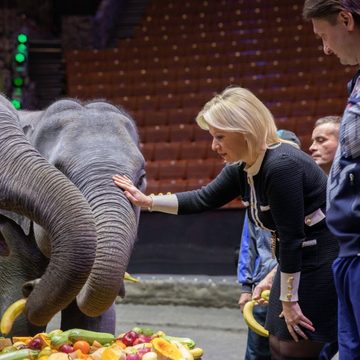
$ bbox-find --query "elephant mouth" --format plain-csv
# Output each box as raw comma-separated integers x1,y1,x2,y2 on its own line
22,279,41,298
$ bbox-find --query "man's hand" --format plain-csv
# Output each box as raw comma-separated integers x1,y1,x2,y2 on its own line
238,292,252,312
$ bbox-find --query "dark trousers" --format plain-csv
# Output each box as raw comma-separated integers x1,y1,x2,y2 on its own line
333,256,360,360
318,340,338,360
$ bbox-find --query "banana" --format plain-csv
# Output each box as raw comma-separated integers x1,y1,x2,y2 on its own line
261,290,270,301
189,348,203,359
0,298,27,336
124,272,140,283
242,296,269,338
170,340,194,360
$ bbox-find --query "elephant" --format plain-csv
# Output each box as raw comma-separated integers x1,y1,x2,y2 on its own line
0,96,146,335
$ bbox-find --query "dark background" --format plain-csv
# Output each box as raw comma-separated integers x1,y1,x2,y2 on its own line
129,209,245,275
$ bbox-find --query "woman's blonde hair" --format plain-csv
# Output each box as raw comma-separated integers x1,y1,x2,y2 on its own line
196,86,284,161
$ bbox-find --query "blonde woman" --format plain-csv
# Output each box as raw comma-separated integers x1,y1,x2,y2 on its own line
113,87,338,360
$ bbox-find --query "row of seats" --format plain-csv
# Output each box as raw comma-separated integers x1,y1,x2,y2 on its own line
141,135,316,162
147,1,302,12
68,70,352,100
136,113,336,136
136,111,339,145
141,141,218,161
139,17,307,34
73,90,345,117
67,54,343,80
133,108,321,128
147,0,296,11
66,46,327,72
143,7,304,24
132,108,198,127
68,75,347,102
66,34,319,64
138,124,212,143
145,158,225,181
269,98,345,118
136,24,313,39
134,32,316,50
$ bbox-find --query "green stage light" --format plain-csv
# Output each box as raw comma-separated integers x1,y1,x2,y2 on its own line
15,53,25,63
11,99,21,109
17,33,28,43
13,88,23,96
13,77,24,87
17,44,27,53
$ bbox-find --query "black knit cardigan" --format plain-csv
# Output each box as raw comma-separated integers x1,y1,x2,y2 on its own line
176,143,328,273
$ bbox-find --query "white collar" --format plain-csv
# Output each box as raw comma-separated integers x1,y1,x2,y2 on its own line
244,142,281,176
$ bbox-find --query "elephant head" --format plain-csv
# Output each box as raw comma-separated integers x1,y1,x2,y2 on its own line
0,94,98,326
19,99,146,317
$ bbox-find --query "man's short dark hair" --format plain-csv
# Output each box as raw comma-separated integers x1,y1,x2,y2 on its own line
303,0,360,25
314,115,341,129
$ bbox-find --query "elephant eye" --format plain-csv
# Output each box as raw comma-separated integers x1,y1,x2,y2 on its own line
137,174,147,192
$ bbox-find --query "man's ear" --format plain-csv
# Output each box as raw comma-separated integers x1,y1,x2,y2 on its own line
339,10,355,31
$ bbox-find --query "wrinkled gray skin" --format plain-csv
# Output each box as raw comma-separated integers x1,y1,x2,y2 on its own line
0,214,48,335
0,94,98,334
0,97,145,335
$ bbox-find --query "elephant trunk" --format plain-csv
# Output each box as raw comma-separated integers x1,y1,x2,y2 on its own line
0,112,97,325
68,162,138,317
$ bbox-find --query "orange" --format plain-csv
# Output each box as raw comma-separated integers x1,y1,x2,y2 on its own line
73,340,90,354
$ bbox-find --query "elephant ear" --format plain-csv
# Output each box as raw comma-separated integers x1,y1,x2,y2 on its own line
18,110,44,138
0,210,31,237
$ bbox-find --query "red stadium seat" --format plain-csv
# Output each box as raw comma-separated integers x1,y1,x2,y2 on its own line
167,108,198,125
186,159,216,180
158,93,183,110
153,142,181,161
143,125,171,143
180,141,209,160
157,179,188,194
193,126,212,142
157,159,187,180
169,124,195,142
143,111,168,126
145,179,160,195
145,161,159,180
140,143,155,162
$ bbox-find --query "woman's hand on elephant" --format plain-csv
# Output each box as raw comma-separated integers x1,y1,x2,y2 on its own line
113,175,153,208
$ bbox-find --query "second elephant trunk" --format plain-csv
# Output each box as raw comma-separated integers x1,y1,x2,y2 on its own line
68,163,138,316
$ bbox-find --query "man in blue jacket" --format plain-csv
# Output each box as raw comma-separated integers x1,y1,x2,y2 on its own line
238,214,277,360
303,1,360,358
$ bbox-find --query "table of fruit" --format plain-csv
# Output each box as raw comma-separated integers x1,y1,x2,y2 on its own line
0,274,204,360
0,326,203,360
